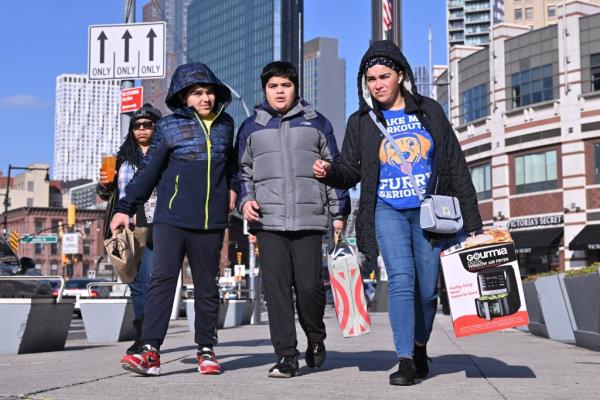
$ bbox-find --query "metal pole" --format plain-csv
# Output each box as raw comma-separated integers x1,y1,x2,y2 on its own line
428,26,432,97
120,0,136,140
170,270,183,320
2,165,12,239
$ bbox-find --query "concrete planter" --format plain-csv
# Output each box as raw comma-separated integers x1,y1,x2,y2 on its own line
563,270,600,351
185,299,253,331
534,274,576,344
522,280,548,338
0,298,75,355
79,298,136,343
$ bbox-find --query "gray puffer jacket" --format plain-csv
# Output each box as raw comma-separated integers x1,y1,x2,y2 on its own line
235,100,350,232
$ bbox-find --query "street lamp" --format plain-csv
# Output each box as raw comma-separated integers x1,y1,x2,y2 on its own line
2,164,50,238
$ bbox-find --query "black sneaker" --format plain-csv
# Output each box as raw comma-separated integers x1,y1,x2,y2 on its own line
126,340,143,355
413,344,431,379
389,358,417,386
268,356,300,378
305,342,326,368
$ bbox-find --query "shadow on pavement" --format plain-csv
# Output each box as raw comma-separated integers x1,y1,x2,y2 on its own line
431,354,536,378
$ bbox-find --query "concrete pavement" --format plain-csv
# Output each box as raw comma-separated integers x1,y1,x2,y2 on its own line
0,308,599,400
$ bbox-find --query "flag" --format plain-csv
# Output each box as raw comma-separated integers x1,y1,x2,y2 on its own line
382,0,393,37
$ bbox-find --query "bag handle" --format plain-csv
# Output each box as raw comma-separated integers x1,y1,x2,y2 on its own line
369,111,425,202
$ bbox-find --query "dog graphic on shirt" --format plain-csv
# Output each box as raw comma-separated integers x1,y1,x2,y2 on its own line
379,132,432,174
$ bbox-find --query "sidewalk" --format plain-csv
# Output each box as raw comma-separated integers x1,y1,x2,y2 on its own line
0,308,598,400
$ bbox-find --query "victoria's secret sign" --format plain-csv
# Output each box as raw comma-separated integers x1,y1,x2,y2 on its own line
508,215,563,230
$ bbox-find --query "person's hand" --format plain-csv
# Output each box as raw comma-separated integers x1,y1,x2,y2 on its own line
242,200,260,222
99,167,112,185
313,159,331,179
229,190,237,212
333,219,346,234
109,212,130,236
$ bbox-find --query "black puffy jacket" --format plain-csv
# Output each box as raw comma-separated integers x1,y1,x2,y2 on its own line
322,40,482,259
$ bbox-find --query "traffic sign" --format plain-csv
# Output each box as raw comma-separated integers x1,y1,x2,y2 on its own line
121,86,143,113
21,235,57,244
88,22,166,80
62,233,79,254
8,231,19,253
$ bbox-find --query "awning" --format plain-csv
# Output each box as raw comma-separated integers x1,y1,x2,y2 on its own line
569,225,600,251
510,228,563,253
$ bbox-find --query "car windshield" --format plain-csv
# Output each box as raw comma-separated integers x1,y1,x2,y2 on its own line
0,240,18,262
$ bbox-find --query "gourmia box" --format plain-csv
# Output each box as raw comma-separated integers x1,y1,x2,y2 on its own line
440,228,529,337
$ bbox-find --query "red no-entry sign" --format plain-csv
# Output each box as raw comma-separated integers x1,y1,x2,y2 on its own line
121,86,143,113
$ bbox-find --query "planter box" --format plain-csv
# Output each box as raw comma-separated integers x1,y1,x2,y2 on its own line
534,274,575,343
0,298,75,355
185,299,253,331
522,281,548,338
79,298,136,343
563,270,600,351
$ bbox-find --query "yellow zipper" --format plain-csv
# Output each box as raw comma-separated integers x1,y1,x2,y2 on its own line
195,106,224,229
168,175,179,209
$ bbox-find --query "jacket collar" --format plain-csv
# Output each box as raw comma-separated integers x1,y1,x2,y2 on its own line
255,99,317,126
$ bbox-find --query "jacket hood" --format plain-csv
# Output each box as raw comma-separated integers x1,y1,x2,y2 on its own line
165,62,232,113
357,40,422,114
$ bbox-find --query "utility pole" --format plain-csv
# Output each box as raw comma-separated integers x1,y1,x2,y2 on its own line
428,26,432,97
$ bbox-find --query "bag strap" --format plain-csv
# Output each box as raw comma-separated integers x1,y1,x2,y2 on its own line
369,111,425,202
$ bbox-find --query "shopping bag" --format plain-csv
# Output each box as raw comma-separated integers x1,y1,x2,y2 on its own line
327,234,371,337
104,226,147,283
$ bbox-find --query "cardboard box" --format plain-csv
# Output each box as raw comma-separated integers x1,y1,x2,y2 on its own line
440,228,529,337
328,241,371,337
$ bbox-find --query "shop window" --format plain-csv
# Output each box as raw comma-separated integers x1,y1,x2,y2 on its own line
595,143,600,184
470,163,492,200
461,83,489,124
547,5,556,18
514,8,523,20
591,53,600,92
511,64,554,108
514,150,558,194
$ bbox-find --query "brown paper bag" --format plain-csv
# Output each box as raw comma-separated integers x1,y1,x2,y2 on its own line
104,226,147,283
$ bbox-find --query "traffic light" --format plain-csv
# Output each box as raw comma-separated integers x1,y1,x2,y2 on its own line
236,251,243,265
67,204,76,227
8,231,19,253
62,254,69,265
57,221,64,238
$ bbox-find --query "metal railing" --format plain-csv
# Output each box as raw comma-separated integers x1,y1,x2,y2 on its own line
86,281,129,297
0,275,65,302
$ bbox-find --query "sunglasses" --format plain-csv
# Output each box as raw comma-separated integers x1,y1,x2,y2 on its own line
133,121,154,130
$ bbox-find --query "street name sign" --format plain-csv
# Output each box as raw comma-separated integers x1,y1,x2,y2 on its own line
62,233,79,255
88,22,166,80
21,235,57,244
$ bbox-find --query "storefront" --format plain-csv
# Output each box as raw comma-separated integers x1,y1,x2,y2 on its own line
508,215,564,277
568,224,600,265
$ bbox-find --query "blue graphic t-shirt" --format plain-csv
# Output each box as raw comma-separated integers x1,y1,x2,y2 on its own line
377,108,435,210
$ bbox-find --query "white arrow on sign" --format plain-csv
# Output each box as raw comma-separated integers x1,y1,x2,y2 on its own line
88,22,166,80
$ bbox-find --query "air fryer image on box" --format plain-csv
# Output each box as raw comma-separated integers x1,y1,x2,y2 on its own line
474,265,521,320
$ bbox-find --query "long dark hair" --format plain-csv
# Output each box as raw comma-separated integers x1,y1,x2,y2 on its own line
116,131,144,168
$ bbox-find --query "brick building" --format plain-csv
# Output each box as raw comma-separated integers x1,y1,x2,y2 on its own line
436,1,600,274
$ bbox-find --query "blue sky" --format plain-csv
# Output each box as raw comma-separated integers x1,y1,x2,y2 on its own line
0,0,446,176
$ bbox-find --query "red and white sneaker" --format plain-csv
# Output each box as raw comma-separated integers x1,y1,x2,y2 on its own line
197,347,221,375
120,345,161,376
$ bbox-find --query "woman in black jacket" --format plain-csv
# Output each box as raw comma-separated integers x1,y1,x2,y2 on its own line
313,40,482,386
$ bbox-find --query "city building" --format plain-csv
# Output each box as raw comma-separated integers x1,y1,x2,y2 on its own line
53,74,121,182
303,37,346,146
4,207,105,278
0,164,51,211
414,65,432,97
436,1,600,273
447,0,505,47
186,0,304,129
142,0,192,116
504,0,600,29
372,0,402,48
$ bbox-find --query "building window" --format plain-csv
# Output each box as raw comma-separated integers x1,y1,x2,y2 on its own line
470,163,492,200
595,143,600,184
83,240,91,256
27,198,34,207
27,181,34,192
35,243,42,255
50,243,58,255
515,150,558,194
592,53,600,92
35,218,44,233
461,83,489,124
547,5,556,18
515,8,523,20
511,64,554,108
525,7,533,19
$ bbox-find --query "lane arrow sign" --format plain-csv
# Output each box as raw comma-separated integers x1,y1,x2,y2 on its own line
146,28,157,61
97,31,107,64
122,30,132,62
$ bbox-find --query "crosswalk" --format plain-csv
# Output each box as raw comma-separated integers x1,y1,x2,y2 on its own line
67,317,87,341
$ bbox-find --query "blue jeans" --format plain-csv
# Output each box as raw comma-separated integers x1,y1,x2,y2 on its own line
129,246,154,320
375,200,442,358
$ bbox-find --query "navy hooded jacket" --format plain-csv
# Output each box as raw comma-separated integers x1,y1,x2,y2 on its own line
113,63,237,230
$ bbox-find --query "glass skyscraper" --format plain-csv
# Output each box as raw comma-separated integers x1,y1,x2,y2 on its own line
187,0,303,130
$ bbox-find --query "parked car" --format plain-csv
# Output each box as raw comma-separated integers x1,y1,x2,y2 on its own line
0,238,52,297
59,278,110,317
